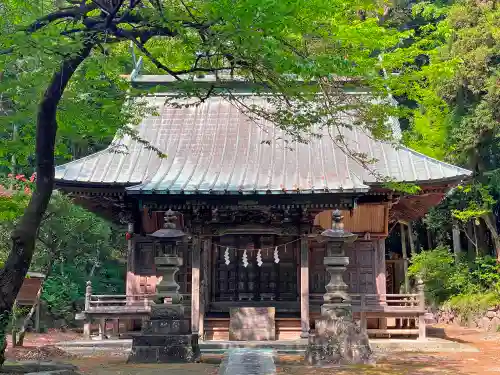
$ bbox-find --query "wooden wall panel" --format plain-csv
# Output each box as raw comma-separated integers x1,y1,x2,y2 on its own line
309,240,377,295
126,237,192,296
314,204,388,235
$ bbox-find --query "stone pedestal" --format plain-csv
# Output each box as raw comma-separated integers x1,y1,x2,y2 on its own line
305,209,373,366
128,304,198,363
305,315,373,366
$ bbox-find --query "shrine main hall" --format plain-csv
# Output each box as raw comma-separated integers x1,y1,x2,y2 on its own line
55,75,470,341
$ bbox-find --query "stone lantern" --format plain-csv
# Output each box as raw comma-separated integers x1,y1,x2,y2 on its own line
128,209,199,363
150,209,186,305
305,209,373,366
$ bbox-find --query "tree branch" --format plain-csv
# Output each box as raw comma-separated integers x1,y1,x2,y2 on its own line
0,48,14,56
123,33,235,78
25,3,98,33
179,0,200,24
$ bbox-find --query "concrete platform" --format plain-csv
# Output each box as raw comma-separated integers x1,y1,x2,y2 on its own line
56,337,478,356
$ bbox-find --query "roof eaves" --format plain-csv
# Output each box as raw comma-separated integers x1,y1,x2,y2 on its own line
126,186,370,195
402,146,473,176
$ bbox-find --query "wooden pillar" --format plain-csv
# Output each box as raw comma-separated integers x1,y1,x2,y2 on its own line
127,222,135,271
84,280,92,339
98,318,106,340
83,321,91,339
376,239,387,330
417,279,426,340
300,236,310,338
112,319,119,337
360,294,367,333
35,303,40,333
407,222,416,256
199,238,211,341
400,223,409,293
375,239,387,296
191,236,201,336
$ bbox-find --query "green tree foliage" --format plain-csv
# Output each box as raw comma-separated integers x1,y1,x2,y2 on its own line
0,177,125,326
409,247,500,312
382,0,500,259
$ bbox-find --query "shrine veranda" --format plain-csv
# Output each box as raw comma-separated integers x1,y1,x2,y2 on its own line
55,75,471,341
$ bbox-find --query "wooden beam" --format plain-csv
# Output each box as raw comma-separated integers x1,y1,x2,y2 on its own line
300,236,310,338
191,236,201,336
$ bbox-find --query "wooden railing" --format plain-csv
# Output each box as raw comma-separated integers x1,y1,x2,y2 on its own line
309,293,424,311
310,292,426,339
80,281,193,339
80,280,426,340
83,281,191,315
84,294,192,313
86,294,153,312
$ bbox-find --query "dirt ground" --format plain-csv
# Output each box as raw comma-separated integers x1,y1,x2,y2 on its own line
3,326,500,375
278,325,500,375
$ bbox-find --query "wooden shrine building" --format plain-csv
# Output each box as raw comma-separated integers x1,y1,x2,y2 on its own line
55,76,471,341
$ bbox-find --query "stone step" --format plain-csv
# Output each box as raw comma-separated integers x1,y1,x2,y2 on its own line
201,340,307,350
219,349,276,375
56,337,479,357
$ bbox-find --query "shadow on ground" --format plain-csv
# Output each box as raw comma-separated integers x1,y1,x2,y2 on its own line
69,358,219,375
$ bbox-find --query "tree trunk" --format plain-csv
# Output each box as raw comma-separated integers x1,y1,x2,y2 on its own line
476,220,489,256
452,223,462,258
0,44,92,365
407,221,416,256
466,221,476,260
426,228,433,250
482,213,500,263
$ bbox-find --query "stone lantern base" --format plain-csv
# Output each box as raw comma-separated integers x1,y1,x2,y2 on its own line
128,305,200,363
305,306,373,366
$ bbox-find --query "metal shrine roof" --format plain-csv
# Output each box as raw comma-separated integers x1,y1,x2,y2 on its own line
55,94,471,195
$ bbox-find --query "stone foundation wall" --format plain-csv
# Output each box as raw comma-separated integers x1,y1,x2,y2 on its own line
436,306,500,332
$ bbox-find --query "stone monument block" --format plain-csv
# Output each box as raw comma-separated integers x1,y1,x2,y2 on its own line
229,307,276,341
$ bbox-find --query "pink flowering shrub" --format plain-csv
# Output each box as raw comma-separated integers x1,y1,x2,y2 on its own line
0,173,36,196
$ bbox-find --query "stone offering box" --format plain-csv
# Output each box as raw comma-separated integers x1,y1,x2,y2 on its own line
229,307,276,341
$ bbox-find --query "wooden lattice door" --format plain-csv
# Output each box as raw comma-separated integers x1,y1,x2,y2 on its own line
345,241,376,294
213,235,298,301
